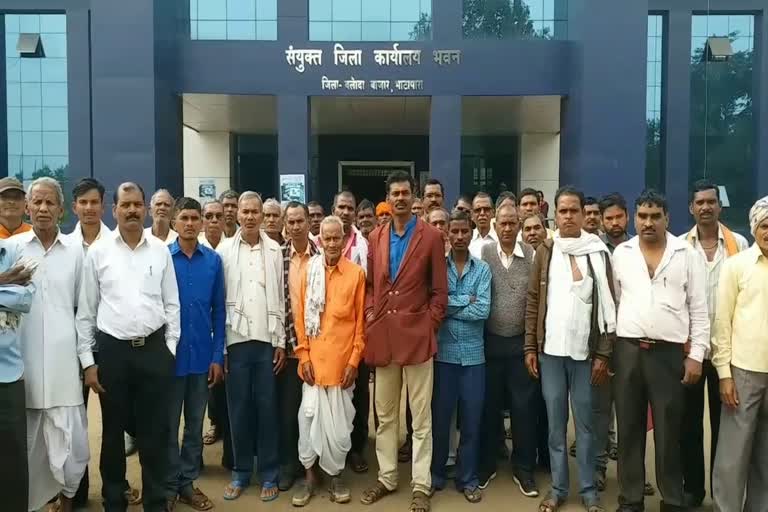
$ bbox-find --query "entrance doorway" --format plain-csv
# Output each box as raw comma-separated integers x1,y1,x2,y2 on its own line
338,161,415,204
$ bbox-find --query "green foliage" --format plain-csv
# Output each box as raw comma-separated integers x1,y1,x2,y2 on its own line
461,0,550,40
409,12,432,41
15,164,73,224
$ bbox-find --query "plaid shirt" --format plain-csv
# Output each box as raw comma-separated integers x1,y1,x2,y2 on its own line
437,254,492,366
282,238,319,356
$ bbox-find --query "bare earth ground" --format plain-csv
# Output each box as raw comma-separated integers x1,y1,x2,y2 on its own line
78,386,714,512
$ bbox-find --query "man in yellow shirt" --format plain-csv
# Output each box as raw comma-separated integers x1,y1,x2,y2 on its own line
292,216,366,507
0,177,32,239
711,195,768,512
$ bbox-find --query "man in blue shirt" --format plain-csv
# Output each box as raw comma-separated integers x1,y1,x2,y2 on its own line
431,210,491,503
0,239,36,512
166,197,226,511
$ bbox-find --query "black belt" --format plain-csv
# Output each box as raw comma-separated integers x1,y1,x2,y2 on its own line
102,327,165,348
624,337,678,350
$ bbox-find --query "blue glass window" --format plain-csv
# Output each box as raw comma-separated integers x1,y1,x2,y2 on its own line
309,0,432,41
645,14,664,190
689,14,756,233
4,14,69,183
462,0,568,40
190,0,277,40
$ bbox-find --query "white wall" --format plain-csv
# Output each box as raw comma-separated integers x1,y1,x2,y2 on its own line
519,133,560,212
183,127,232,202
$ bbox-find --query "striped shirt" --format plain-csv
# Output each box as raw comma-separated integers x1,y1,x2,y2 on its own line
437,254,492,366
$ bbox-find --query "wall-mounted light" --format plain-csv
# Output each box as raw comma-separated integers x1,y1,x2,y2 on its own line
16,33,45,58
705,37,733,62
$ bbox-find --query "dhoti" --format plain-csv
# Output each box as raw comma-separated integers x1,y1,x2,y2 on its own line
297,383,355,476
26,405,89,511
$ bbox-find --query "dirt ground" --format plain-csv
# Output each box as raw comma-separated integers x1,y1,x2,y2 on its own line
78,387,714,512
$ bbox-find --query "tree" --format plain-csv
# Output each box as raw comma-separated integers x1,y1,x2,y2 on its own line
409,12,432,41
461,0,550,40
15,164,73,224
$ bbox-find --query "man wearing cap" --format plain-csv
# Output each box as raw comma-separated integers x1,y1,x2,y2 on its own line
376,202,392,225
711,195,768,512
0,177,32,239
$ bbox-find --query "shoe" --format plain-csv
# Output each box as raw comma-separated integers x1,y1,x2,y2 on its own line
683,492,704,508
291,480,315,507
278,466,296,492
513,473,539,498
329,476,351,504
124,433,137,456
596,468,607,492
348,451,369,473
478,472,496,490
569,440,577,457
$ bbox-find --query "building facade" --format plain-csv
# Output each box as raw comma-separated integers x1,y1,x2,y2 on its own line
1,0,767,233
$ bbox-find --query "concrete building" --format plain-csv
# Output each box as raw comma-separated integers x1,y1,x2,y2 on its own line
2,0,767,232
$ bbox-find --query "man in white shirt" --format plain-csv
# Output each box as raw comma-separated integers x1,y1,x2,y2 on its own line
524,186,615,512
216,191,286,502
263,198,286,245
679,179,748,508
612,190,709,512
16,178,89,512
219,189,240,239
468,192,497,259
69,177,111,248
332,191,369,273
145,188,178,245
76,181,181,512
198,199,227,250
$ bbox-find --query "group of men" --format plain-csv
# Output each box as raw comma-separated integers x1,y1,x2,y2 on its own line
0,171,766,512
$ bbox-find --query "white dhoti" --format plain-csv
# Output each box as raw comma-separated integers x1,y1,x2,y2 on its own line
26,405,89,511
297,383,356,476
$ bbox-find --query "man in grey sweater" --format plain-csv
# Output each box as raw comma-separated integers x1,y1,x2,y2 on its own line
477,204,538,498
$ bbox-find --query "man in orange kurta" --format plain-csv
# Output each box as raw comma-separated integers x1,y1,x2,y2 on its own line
292,216,366,507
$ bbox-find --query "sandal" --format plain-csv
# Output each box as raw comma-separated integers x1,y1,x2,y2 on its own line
178,487,213,511
581,498,605,512
463,486,483,503
125,486,142,506
203,425,219,445
360,481,393,505
348,451,369,473
410,491,431,512
260,483,279,502
329,476,351,504
292,480,315,507
539,492,566,512
223,480,247,501
165,497,177,512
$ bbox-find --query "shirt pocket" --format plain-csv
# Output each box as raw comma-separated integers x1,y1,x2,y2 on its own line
655,274,686,313
572,274,594,305
142,268,163,297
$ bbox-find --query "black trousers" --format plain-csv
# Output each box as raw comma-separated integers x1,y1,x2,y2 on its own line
351,362,371,454
0,379,27,512
277,358,302,473
681,359,720,501
98,330,174,512
479,355,538,478
614,339,686,511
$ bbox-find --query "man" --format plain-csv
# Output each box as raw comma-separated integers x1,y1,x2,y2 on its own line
519,188,542,218
422,179,444,213
0,236,35,512
428,208,450,256
0,176,32,238
307,201,324,238
291,216,366,506
76,182,181,512
680,180,748,508
600,193,630,251
468,192,496,259
166,197,225,511
711,195,768,512
612,189,709,512
198,200,227,250
360,171,447,512
584,197,602,235
216,191,285,502
524,186,615,512
478,205,538,497
278,201,319,491
333,191,368,272
356,199,376,240
17,178,88,512
454,195,473,216
376,202,392,225
431,210,491,503
146,189,178,244
412,197,424,218
496,191,517,209
521,214,547,250
219,190,239,239
69,177,111,247
262,198,285,245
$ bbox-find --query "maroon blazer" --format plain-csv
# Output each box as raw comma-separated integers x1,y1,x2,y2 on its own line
364,217,448,367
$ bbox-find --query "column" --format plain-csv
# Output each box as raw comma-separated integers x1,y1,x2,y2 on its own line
431,0,462,43
430,95,462,204
66,8,93,182
277,94,310,200
755,12,768,196
0,19,6,177
663,9,693,232
560,0,648,202
279,0,308,42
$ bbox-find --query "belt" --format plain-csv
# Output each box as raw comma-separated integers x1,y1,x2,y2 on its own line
625,337,674,350
104,327,164,348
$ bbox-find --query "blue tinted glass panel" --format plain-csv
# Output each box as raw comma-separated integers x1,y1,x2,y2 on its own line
20,59,41,82
7,82,21,107
22,157,44,179
21,82,42,107
19,15,40,33
6,34,18,58
310,0,432,41
5,15,20,34
256,0,277,19
645,14,664,191
8,155,22,177
227,20,256,39
7,131,22,155
42,107,68,131
22,132,42,155
197,21,227,39
255,20,277,40
42,132,68,156
7,107,22,131
41,83,67,107
41,155,68,171
197,0,228,20
40,14,67,33
227,0,255,20
463,0,567,40
40,34,67,58
21,107,43,132
41,59,68,83
6,57,21,82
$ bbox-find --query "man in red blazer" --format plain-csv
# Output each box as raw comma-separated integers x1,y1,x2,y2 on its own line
359,171,448,512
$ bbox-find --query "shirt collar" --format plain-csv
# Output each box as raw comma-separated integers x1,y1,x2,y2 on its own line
114,229,150,249
169,238,203,256
747,243,768,263
391,215,417,237
687,224,725,243
290,239,313,258
326,255,348,275
497,240,525,259
448,252,476,272
19,227,69,250
472,227,497,242
623,231,688,252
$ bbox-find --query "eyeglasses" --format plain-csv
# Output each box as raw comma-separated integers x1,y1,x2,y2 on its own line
204,213,223,220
